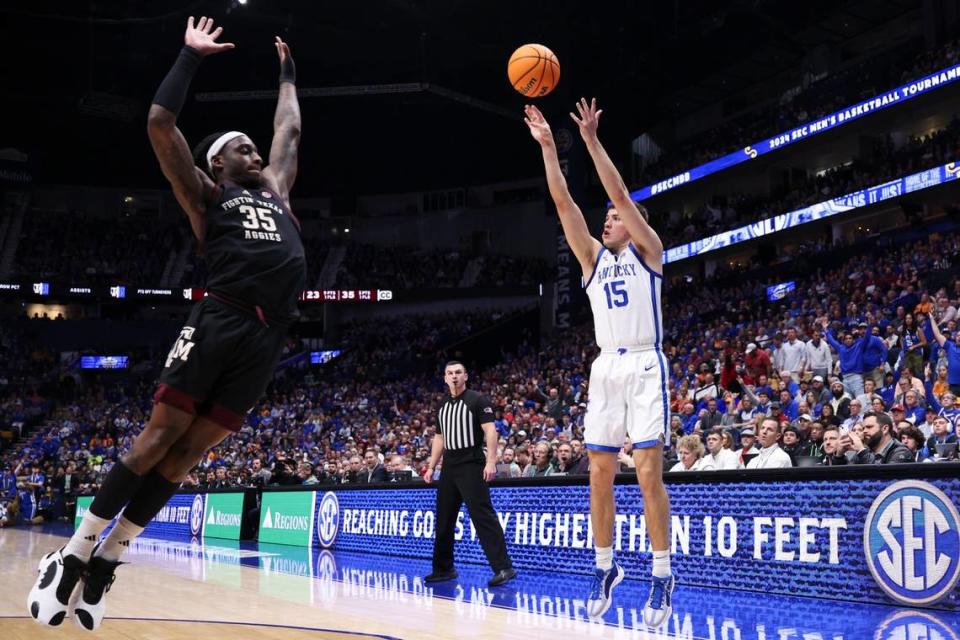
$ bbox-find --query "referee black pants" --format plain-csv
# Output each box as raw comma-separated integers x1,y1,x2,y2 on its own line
433,460,511,573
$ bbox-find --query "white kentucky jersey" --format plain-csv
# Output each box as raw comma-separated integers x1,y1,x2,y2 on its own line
583,243,663,350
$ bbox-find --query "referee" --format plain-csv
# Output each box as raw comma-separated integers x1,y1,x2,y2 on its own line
424,361,516,587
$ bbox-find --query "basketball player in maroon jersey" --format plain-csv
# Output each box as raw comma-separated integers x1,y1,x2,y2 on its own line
29,17,306,630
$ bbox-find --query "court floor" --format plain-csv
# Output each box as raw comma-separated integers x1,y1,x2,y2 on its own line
1,525,957,639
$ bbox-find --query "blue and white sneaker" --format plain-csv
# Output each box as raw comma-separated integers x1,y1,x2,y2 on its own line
642,572,676,628
586,560,624,619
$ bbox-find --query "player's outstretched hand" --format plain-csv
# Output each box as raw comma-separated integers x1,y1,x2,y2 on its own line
275,36,291,63
570,97,603,141
524,105,554,146
184,16,235,56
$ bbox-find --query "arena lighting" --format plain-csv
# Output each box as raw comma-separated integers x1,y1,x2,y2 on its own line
661,160,960,264
630,61,960,202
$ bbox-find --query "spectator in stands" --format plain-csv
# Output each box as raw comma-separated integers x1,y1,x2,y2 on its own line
925,416,959,458
523,442,554,478
496,447,522,479
805,332,832,382
927,312,960,395
836,412,914,464
822,319,869,397
357,450,387,483
744,343,772,382
670,435,713,472
827,381,851,421
841,400,865,433
803,422,826,458
734,427,759,466
298,463,319,485
902,391,926,425
820,426,844,466
899,425,929,463
746,418,793,469
702,429,741,470
779,328,807,382
899,314,927,378
855,380,880,413
553,443,588,475
699,398,724,430
862,324,889,389
780,426,804,464
250,458,272,487
693,373,721,405
514,446,531,476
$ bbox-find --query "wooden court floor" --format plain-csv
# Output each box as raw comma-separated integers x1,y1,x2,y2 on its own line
0,528,627,640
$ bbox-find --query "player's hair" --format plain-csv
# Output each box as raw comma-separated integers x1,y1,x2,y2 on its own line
607,204,649,222
444,360,467,372
192,130,230,178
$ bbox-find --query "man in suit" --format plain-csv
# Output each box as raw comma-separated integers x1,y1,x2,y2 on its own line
357,449,388,483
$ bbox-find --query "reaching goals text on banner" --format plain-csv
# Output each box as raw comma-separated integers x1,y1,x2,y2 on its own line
291,477,960,611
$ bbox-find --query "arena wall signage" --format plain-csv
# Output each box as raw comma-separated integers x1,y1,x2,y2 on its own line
277,478,960,611
630,62,960,202
663,161,960,264
75,491,244,541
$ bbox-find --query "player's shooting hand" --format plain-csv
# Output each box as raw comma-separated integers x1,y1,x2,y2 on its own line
570,97,603,141
275,36,291,62
184,16,235,56
523,105,554,146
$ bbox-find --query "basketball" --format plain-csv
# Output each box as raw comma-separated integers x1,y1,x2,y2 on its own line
507,43,560,97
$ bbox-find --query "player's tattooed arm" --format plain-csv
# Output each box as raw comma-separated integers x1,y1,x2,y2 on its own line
148,17,231,235
572,98,664,270
264,37,300,207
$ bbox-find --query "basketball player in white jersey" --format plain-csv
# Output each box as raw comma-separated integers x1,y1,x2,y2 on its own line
525,99,674,626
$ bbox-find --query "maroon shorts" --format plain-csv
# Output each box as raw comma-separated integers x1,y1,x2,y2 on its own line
155,298,286,431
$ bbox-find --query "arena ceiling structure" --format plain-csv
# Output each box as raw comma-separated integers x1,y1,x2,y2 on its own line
2,0,919,196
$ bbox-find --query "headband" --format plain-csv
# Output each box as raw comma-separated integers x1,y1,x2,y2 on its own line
205,131,246,171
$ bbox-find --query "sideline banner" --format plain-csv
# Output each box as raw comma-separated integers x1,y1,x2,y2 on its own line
298,477,959,611
74,491,243,541
630,62,960,201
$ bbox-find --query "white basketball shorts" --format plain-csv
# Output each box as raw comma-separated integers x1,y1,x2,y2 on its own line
584,347,670,452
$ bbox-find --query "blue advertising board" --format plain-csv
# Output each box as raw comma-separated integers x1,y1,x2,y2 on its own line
306,477,960,611
631,62,960,201
662,161,960,264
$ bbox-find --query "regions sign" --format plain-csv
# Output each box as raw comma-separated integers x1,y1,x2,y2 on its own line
74,491,243,541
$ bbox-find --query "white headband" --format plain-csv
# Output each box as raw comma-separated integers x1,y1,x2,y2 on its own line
205,131,246,171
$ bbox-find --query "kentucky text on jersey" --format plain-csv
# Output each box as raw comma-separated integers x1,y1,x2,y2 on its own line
584,244,663,350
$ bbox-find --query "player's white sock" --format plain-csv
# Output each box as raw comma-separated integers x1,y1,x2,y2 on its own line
652,549,671,578
595,545,613,571
95,516,145,562
64,512,111,560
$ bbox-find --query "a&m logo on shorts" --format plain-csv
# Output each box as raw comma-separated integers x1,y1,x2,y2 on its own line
864,480,960,605
316,492,340,548
190,494,205,537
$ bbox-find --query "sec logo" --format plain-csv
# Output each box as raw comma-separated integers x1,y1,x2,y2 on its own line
873,610,959,640
864,480,960,606
316,492,340,548
190,494,205,537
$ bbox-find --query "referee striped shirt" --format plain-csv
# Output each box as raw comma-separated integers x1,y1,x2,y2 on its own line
437,389,495,465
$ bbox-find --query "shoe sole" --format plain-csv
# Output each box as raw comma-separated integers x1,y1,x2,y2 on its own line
588,565,624,620
27,552,74,627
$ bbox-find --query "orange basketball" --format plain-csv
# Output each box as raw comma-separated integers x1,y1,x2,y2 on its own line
507,44,560,97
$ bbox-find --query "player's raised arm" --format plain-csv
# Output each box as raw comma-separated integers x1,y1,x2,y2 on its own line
262,37,300,207
571,98,663,271
147,17,234,235
524,104,602,278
